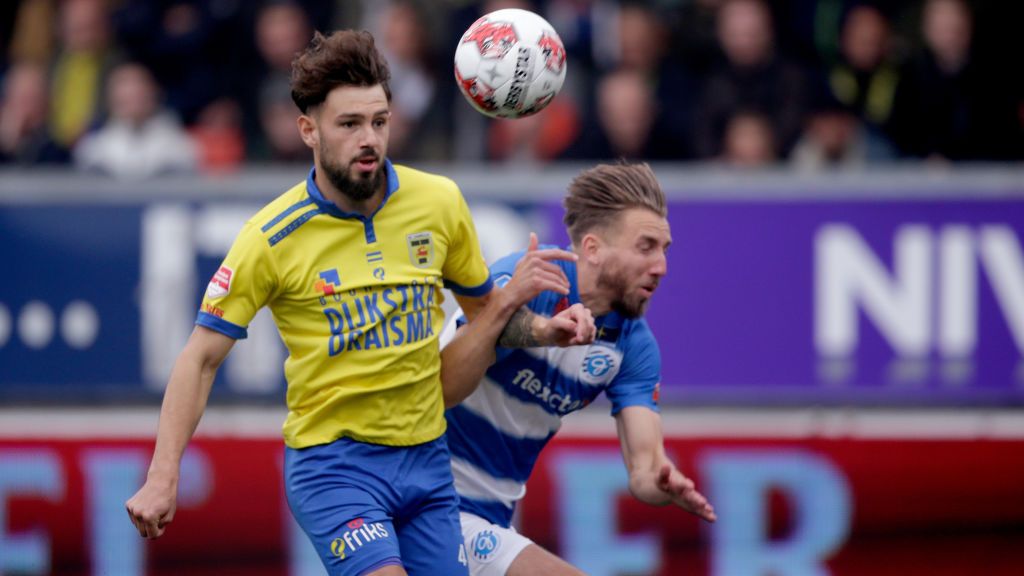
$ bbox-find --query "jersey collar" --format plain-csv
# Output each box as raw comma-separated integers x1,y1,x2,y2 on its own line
305,159,400,222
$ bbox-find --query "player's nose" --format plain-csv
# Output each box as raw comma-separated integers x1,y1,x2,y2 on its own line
650,252,667,277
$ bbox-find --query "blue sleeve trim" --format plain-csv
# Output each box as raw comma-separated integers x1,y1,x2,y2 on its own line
195,311,248,340
610,396,661,416
445,275,494,297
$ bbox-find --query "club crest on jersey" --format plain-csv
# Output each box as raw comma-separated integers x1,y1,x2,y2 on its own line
471,529,501,563
580,347,618,384
315,269,341,295
407,232,434,268
206,265,233,299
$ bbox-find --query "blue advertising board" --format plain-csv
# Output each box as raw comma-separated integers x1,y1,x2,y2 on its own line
2,175,1023,405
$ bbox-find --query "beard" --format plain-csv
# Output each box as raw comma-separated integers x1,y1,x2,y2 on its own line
596,259,650,319
320,145,383,202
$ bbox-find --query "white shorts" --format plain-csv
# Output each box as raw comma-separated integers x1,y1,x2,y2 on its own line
459,511,534,576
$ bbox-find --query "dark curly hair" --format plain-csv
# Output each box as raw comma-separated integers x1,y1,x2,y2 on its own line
290,30,392,113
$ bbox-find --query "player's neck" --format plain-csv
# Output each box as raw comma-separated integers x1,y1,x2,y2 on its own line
576,265,613,317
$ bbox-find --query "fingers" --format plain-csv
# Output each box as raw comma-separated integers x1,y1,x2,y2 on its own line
127,504,166,539
566,304,595,345
126,495,172,539
531,248,577,262
510,255,571,298
661,466,717,523
682,489,717,523
525,233,577,261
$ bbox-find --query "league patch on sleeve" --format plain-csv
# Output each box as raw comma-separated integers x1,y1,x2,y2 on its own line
653,382,661,404
206,265,233,299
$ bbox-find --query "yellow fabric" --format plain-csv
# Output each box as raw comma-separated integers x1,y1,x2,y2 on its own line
50,52,101,146
198,163,491,448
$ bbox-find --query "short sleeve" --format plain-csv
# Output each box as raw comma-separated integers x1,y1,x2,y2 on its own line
442,189,493,297
195,222,277,339
605,320,661,415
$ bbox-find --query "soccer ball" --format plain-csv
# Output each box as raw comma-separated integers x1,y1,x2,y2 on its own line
454,8,567,119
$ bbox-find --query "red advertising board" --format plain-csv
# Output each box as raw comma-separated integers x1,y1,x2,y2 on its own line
1,415,1022,575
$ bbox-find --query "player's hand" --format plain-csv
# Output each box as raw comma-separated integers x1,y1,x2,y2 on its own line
502,232,576,307
125,476,178,539
537,302,595,347
658,464,716,523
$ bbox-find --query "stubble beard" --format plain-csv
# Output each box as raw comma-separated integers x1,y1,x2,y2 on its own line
597,260,649,319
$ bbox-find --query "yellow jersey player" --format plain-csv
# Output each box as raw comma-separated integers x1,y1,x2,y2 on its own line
125,30,594,576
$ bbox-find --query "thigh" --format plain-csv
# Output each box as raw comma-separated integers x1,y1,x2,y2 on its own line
285,445,402,576
506,544,585,576
397,494,469,576
396,439,470,575
459,512,533,576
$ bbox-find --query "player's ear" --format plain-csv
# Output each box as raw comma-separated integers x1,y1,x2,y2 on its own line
297,112,319,149
580,233,603,265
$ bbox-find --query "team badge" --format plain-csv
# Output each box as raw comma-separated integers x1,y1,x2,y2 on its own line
206,265,233,299
580,346,621,385
471,529,501,563
407,232,434,268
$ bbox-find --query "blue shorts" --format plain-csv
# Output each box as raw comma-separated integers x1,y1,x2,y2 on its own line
285,435,469,576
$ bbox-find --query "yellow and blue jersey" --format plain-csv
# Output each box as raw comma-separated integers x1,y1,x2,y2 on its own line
197,160,492,448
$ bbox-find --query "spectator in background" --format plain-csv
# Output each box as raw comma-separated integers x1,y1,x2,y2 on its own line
564,67,678,160
887,0,1018,160
719,109,777,167
828,4,900,131
694,0,809,160
112,0,231,125
373,0,451,161
74,61,196,178
487,97,580,164
0,61,67,164
254,74,309,163
5,0,57,67
189,97,246,173
586,2,693,159
790,93,895,171
48,0,118,154
250,0,312,161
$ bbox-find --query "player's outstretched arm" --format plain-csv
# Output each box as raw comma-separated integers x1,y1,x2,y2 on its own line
615,406,717,523
125,326,235,539
443,233,595,407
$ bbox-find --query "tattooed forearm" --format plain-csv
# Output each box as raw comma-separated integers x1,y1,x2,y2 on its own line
498,307,542,348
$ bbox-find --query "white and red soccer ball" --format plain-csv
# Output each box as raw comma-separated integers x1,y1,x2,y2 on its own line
454,8,567,119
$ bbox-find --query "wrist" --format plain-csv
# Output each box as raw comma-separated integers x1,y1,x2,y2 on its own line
530,314,549,345
146,464,180,487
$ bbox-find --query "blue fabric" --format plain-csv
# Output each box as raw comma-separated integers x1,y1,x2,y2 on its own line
195,311,247,339
285,436,468,575
445,246,661,526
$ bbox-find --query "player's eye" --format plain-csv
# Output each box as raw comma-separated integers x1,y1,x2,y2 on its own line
373,118,387,128
340,121,356,129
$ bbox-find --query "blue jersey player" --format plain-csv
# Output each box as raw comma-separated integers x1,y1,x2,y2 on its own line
440,162,717,576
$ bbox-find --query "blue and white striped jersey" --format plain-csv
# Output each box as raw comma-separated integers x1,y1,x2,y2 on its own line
442,248,661,528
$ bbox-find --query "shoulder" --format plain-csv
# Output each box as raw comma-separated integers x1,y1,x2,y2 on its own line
393,164,462,201
622,318,657,350
246,180,311,234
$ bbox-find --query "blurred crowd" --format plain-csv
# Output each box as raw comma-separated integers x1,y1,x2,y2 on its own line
0,0,1021,178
